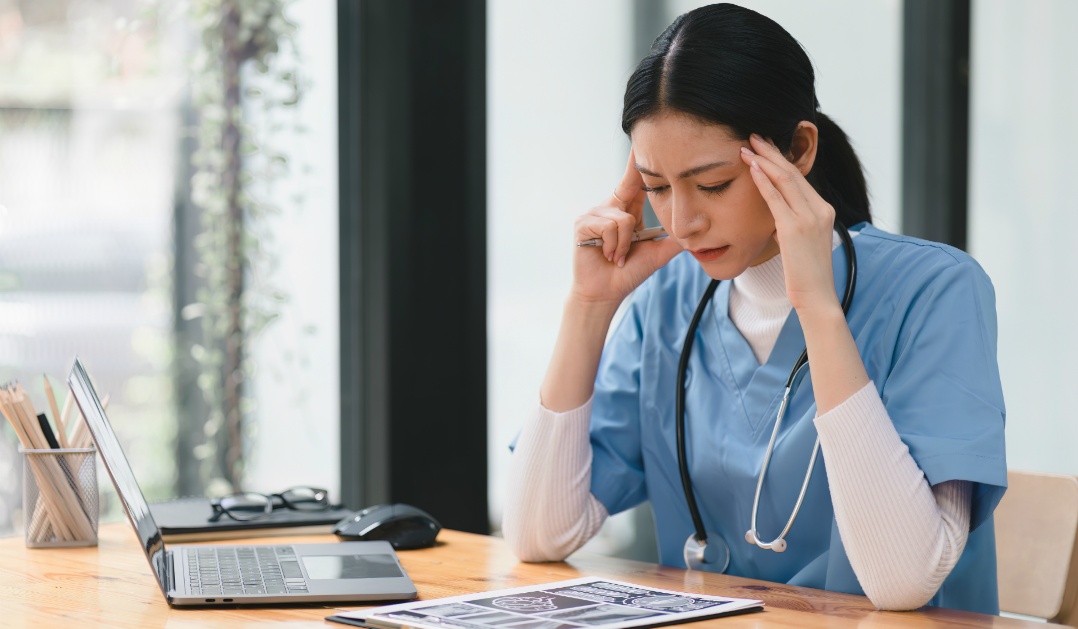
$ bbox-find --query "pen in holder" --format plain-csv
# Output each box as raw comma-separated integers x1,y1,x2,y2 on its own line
20,446,99,547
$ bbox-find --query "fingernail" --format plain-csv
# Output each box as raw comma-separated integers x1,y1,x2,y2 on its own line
617,256,626,268
751,133,763,142
751,160,761,172
740,146,755,156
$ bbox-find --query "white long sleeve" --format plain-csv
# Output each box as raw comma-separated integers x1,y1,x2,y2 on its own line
502,399,608,562
815,382,971,610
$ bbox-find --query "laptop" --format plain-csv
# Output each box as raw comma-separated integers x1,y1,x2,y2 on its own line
68,358,418,606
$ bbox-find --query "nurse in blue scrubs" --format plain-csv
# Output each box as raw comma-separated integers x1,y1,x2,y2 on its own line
502,3,1006,615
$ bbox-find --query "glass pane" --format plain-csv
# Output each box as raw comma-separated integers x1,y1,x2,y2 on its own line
968,0,1078,474
0,0,183,534
243,0,341,507
0,0,339,536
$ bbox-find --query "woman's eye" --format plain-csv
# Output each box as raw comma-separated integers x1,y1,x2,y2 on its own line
642,185,669,196
699,181,732,196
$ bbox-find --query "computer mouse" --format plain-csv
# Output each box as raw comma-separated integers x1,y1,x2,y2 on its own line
333,503,441,549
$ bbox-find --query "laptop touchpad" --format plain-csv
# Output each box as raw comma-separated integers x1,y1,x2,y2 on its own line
301,554,403,579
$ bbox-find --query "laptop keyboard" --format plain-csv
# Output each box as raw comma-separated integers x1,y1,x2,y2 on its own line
187,546,309,596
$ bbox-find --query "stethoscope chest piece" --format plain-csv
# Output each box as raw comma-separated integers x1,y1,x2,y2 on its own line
683,532,730,573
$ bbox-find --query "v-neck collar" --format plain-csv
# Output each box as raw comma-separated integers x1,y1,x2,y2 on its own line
708,281,803,435
701,240,853,436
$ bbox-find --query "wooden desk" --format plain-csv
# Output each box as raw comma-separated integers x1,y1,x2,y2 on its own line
0,523,1057,628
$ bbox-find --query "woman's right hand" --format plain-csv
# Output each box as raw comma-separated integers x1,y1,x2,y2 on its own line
570,149,683,306
543,150,683,412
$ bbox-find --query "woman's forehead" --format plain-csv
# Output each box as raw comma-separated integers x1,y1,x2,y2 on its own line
631,115,742,174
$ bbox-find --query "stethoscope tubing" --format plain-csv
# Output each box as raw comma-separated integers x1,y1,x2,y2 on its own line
677,220,858,566
675,279,721,545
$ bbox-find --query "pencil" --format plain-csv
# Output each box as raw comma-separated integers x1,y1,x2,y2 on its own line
43,375,70,448
577,226,668,247
0,388,75,540
6,383,96,542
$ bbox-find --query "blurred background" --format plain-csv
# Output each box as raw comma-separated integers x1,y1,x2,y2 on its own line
0,0,1075,565
0,0,338,535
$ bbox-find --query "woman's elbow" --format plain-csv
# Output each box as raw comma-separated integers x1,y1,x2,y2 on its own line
503,528,570,563
509,543,570,563
865,585,936,612
501,515,571,563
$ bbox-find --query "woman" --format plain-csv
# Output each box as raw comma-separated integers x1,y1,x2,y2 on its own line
502,3,1006,615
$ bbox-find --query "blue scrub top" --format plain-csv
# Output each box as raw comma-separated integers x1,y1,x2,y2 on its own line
589,224,1007,614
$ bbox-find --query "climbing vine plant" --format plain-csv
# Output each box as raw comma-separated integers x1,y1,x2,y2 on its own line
187,0,302,492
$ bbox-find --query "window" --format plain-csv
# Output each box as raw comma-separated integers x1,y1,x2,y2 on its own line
0,0,338,536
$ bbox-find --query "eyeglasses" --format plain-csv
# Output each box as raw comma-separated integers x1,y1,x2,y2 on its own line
209,486,331,521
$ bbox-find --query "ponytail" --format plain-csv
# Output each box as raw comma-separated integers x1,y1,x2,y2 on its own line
809,112,872,226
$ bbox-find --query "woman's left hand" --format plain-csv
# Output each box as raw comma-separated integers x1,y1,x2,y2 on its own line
740,133,840,317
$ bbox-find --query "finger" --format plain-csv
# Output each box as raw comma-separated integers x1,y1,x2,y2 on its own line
744,155,795,225
577,209,635,262
740,144,808,218
612,148,647,222
747,134,818,203
591,207,637,264
745,135,838,231
576,214,618,261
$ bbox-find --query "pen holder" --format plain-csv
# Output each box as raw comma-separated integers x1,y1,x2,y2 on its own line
20,447,99,548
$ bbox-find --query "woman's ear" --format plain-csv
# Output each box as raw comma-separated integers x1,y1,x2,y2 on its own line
788,121,818,176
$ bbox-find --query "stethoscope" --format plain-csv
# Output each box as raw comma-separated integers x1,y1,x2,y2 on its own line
677,220,857,573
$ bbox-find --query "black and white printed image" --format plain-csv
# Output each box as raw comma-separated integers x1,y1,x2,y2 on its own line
627,595,723,613
495,620,580,629
546,582,731,614
418,603,499,618
461,611,547,626
540,604,660,626
470,592,595,614
491,596,558,612
401,599,583,629
356,578,763,629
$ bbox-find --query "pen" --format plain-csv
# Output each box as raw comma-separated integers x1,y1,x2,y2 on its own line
577,226,668,247
37,413,61,449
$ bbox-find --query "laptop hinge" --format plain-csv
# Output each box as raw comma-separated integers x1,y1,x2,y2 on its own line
165,550,176,594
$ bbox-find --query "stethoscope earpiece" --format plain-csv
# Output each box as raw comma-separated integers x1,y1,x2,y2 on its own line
744,529,787,553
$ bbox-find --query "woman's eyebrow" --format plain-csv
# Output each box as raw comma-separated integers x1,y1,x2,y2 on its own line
635,160,733,180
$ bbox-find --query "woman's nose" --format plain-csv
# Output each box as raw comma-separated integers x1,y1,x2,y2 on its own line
669,194,705,239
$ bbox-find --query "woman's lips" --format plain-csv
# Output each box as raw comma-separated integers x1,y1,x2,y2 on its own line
690,246,729,263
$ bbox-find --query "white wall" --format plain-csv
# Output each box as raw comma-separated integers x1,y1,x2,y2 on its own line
487,0,634,531
968,0,1078,475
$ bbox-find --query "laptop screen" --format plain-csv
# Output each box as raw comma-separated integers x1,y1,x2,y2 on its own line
68,358,170,595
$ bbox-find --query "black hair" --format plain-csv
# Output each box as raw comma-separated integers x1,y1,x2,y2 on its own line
622,3,871,226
